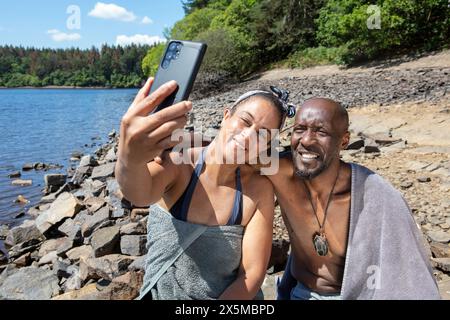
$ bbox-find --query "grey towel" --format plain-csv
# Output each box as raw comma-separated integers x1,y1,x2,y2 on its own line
277,163,441,300
139,204,244,300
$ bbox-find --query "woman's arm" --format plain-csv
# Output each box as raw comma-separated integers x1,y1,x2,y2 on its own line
219,178,274,300
115,78,191,207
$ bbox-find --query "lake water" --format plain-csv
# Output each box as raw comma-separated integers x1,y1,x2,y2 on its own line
0,89,137,227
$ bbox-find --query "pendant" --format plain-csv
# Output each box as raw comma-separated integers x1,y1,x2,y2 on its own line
313,232,329,256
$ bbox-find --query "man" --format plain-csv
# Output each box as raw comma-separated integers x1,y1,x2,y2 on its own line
268,98,440,300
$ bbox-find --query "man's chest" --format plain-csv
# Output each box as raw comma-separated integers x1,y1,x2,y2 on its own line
275,178,351,258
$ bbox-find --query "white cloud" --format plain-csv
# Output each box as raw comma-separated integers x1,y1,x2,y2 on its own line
88,2,136,22
116,34,165,46
47,29,81,42
141,16,153,24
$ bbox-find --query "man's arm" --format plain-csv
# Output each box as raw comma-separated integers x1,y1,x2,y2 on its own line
219,179,274,300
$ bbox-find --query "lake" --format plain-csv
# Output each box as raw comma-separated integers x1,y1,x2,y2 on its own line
0,89,137,227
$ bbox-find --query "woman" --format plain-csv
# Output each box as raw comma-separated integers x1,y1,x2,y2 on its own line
116,78,295,300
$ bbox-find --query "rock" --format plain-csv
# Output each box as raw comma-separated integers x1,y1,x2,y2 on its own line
418,176,431,183
52,283,98,300
73,210,89,225
8,242,40,260
268,239,290,273
111,208,125,219
0,265,17,287
364,139,380,153
89,180,106,197
56,238,74,256
84,196,106,213
14,195,29,204
373,136,402,146
71,166,93,186
130,208,149,221
57,218,75,236
14,211,25,219
90,162,116,181
5,220,44,248
14,252,31,267
106,271,143,300
79,155,98,168
120,235,147,256
120,222,146,236
79,254,135,281
128,255,146,271
108,129,117,138
63,269,82,292
11,179,32,186
8,171,21,178
22,163,34,171
105,147,117,162
53,260,71,278
71,151,84,159
430,242,450,259
407,161,431,171
427,230,450,243
433,258,450,272
382,140,407,153
40,193,56,204
400,181,413,189
0,267,60,300
35,192,83,234
44,174,67,193
53,182,76,198
0,225,9,240
106,179,122,199
33,162,46,170
38,251,58,266
91,226,120,257
38,238,70,258
81,206,110,237
438,280,450,300
66,245,93,262
346,138,365,150
426,163,442,172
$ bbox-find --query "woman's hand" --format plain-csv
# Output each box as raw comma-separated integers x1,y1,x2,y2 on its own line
117,77,192,168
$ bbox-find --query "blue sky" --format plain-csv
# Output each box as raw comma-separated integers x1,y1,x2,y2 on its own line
0,1,185,48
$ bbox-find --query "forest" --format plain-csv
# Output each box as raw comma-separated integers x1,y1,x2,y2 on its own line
1,0,449,87
0,44,151,88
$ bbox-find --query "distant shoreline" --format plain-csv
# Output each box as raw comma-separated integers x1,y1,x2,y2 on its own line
0,86,139,90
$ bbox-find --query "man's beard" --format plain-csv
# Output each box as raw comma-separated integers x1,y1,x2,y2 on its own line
294,161,327,180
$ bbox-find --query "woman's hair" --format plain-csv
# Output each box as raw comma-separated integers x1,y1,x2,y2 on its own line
229,86,296,129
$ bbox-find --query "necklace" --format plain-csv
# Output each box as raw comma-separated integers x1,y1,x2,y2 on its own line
302,165,340,256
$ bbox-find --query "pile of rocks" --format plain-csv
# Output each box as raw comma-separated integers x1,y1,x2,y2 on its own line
0,136,149,300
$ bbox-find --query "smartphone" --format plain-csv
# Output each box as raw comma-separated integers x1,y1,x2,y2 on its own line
150,40,207,114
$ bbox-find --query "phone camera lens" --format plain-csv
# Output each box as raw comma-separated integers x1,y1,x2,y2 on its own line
176,43,183,51
162,59,170,69
166,52,173,60
169,43,178,51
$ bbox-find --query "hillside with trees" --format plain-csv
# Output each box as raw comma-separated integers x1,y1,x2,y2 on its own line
143,0,450,79
0,44,151,88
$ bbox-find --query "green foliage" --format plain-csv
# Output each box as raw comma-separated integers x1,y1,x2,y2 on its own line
171,7,222,40
141,43,166,77
286,46,348,68
316,0,450,64
182,0,231,14
0,44,150,88
195,27,255,75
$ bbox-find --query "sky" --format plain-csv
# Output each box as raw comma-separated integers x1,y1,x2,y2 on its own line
0,1,185,48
